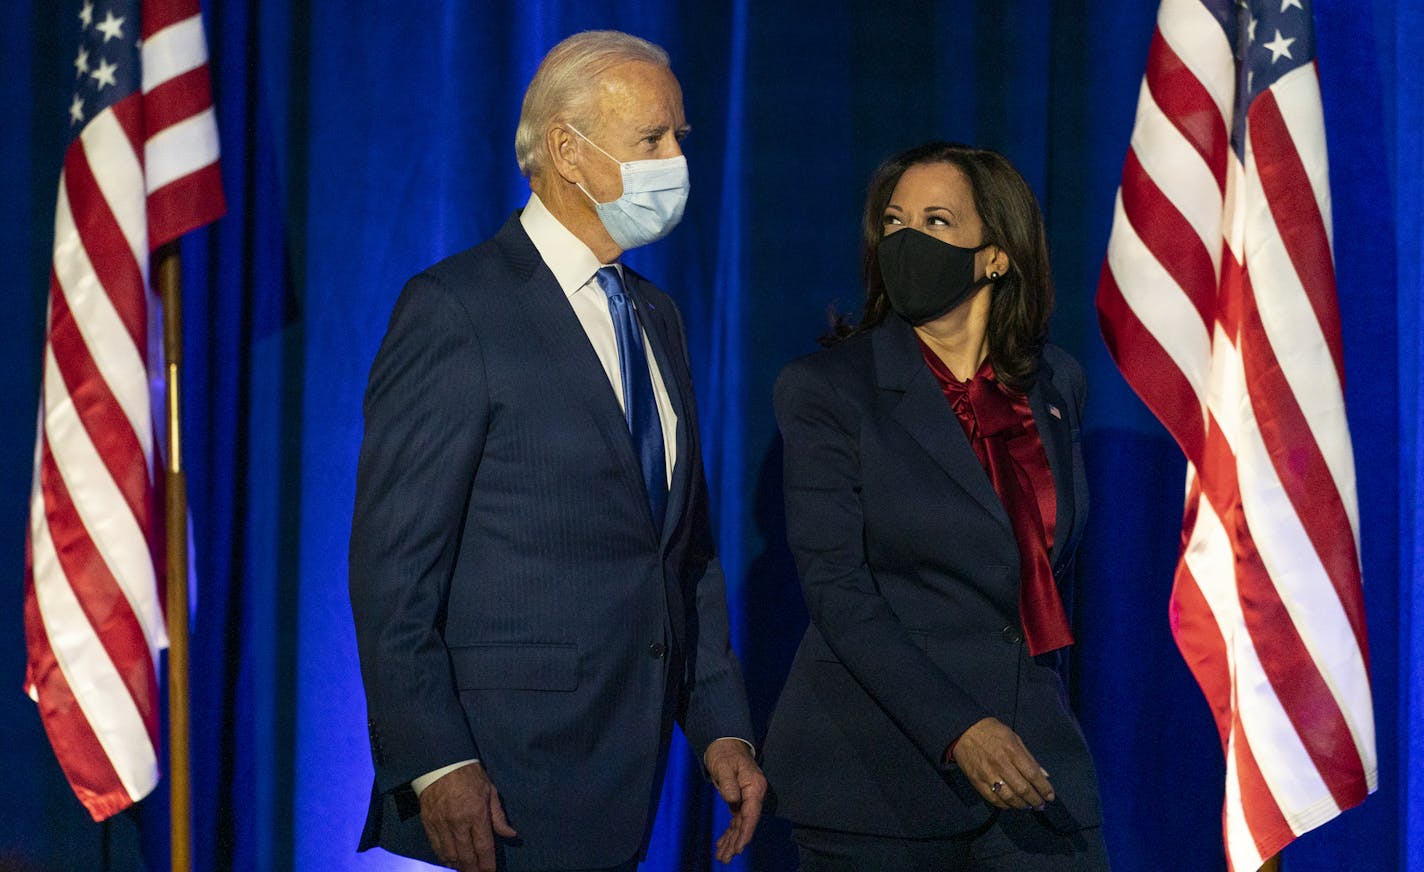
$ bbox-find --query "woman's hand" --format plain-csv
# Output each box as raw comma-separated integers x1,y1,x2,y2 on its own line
951,717,1056,810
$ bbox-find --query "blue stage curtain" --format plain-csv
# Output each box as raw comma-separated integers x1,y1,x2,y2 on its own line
1382,4,1424,872
0,2,1419,870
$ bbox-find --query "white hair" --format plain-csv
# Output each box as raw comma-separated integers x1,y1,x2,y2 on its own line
514,30,670,178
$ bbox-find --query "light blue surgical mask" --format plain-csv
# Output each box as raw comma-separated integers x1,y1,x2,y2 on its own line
569,124,690,250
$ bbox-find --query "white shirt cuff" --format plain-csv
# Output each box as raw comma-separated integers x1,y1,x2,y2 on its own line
411,759,478,796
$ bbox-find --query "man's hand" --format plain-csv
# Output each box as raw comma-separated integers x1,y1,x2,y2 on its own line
704,738,767,863
418,762,518,872
951,717,1056,811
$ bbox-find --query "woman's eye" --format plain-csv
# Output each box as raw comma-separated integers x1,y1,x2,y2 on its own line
881,214,902,225
927,215,949,226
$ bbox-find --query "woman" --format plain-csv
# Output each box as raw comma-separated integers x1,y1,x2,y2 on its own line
763,142,1108,870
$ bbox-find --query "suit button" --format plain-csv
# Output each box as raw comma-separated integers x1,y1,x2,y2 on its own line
1001,626,1024,644
648,641,667,659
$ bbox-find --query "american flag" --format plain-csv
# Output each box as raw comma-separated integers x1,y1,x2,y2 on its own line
1097,0,1376,868
23,0,223,821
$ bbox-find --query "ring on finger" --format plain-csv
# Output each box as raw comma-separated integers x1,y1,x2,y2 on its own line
991,780,1005,794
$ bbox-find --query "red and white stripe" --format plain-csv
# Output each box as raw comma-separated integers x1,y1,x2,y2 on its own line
23,0,223,822
1096,1,1375,869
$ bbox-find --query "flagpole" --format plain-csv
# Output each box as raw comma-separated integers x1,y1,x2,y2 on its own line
1261,856,1281,871
157,243,193,872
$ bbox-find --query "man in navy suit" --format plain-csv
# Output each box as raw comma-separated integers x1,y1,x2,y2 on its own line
348,30,764,872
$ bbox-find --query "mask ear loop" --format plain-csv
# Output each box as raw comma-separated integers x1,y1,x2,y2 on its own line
565,123,624,167
564,123,626,207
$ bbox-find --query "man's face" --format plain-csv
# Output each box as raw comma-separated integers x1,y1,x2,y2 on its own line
576,60,688,204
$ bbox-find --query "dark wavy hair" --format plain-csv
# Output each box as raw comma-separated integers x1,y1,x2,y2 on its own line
828,141,1054,393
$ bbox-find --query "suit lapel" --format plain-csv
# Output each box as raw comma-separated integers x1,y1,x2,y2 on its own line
1027,359,1075,569
495,218,656,531
625,274,692,548
874,318,1012,535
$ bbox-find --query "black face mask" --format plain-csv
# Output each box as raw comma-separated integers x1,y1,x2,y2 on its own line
878,228,993,325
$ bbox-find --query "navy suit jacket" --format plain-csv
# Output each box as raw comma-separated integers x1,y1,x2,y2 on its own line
348,215,753,870
762,314,1102,838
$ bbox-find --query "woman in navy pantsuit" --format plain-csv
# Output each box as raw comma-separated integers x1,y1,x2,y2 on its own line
763,142,1109,870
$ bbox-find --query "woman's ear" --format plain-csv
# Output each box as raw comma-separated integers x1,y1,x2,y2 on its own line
987,246,1011,279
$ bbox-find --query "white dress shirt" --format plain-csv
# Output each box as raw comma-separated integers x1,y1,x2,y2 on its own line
517,192,679,482
413,193,682,796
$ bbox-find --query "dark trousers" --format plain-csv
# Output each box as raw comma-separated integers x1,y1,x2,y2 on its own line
508,863,638,872
793,811,1111,872
497,850,640,872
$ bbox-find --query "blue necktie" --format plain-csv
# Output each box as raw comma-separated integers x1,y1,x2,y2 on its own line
595,266,667,532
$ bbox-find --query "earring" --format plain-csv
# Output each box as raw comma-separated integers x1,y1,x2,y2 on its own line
989,270,1001,280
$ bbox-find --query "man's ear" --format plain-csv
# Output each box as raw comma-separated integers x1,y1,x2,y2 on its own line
546,124,584,185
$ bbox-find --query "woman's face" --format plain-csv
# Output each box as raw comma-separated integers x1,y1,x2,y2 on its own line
881,161,984,247
881,160,1005,283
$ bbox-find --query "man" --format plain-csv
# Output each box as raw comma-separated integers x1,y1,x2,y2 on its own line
349,30,765,872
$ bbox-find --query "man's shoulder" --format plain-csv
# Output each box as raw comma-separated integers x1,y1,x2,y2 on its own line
414,218,527,292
